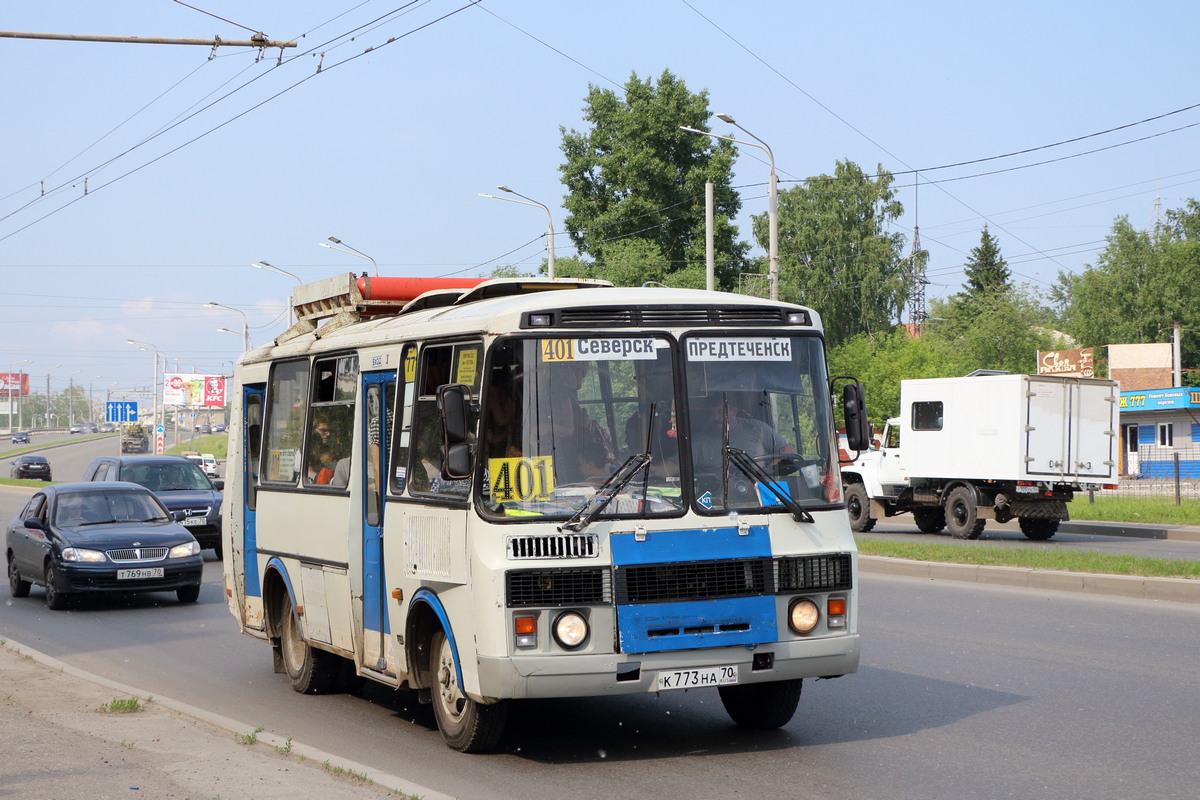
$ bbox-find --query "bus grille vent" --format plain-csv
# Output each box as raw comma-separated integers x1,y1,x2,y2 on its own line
615,558,772,605
507,533,599,560
775,553,853,591
506,567,612,607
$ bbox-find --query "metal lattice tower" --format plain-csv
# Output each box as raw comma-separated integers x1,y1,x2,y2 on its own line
905,225,927,330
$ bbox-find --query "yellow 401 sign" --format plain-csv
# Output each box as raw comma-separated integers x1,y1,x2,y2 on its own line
489,456,556,503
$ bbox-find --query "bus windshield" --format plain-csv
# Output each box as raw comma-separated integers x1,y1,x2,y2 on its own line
480,336,682,520
683,334,839,514
479,332,841,521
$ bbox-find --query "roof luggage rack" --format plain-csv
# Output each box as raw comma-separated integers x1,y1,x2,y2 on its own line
274,273,611,345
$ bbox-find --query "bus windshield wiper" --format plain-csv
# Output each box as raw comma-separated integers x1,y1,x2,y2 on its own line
725,446,814,523
560,452,652,533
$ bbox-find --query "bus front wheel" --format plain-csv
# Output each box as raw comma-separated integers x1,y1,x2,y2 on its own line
430,629,507,752
719,679,802,729
279,596,338,694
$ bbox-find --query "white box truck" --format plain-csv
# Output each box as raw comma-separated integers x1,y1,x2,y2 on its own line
842,374,1119,540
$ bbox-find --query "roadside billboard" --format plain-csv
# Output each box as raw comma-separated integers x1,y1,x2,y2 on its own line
162,373,227,406
0,372,30,398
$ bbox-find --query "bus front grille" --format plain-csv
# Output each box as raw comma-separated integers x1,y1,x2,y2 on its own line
615,558,772,605
506,567,612,607
775,553,854,592
507,533,599,560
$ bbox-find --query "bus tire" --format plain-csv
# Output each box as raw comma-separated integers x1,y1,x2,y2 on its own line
719,679,802,729
845,484,875,532
1019,517,1059,540
430,629,507,752
279,596,338,694
913,507,946,534
944,487,985,539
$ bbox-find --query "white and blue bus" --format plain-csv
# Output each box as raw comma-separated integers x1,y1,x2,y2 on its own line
223,273,870,751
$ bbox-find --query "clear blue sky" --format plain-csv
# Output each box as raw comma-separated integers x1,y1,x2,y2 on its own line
3,1,1198,406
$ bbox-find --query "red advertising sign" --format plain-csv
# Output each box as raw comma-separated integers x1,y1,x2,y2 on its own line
0,372,30,398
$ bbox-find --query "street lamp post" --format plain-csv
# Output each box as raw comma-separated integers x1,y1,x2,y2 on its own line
319,237,378,276
205,302,250,352
479,186,556,279
681,113,779,300
44,365,60,427
67,370,82,427
8,359,31,431
127,340,160,433
253,261,301,325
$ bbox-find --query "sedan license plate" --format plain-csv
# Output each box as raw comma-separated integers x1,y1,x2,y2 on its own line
182,516,206,527
117,567,164,580
655,665,738,691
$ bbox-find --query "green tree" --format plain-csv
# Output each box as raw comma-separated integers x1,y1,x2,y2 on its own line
962,225,1011,299
927,286,1059,375
559,69,747,288
753,160,908,346
1057,203,1200,369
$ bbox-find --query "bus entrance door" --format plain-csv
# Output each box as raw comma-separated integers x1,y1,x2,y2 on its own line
361,372,394,672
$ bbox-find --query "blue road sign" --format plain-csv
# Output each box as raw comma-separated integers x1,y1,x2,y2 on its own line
106,401,138,422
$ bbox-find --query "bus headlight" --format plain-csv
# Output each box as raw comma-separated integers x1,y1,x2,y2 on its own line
552,611,589,649
788,598,820,635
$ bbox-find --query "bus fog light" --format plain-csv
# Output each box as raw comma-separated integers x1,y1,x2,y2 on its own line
788,598,820,635
552,611,589,649
515,615,537,648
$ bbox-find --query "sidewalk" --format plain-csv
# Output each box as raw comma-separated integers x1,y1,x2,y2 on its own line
0,638,451,800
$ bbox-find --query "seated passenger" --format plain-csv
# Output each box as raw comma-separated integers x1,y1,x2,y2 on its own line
691,393,794,475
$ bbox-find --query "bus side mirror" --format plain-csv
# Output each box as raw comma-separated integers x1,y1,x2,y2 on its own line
832,376,871,452
438,383,473,480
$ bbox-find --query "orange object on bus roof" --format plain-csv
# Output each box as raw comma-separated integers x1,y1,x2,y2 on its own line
356,276,485,302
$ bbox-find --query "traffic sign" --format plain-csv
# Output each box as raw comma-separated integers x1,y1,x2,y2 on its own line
105,401,138,422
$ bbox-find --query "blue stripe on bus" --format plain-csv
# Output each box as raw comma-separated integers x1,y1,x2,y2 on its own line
617,595,777,654
609,524,771,565
409,588,463,690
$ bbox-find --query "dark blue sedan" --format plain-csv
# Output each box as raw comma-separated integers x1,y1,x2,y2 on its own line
5,482,204,610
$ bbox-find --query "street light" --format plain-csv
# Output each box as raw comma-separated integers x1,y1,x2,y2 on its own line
681,113,779,300
8,359,32,431
205,302,250,352
318,236,378,276
67,369,82,427
253,261,301,325
44,365,60,428
479,186,556,279
127,340,160,432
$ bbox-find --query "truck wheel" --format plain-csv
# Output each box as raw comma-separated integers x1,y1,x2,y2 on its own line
430,629,508,752
1019,518,1059,540
844,484,876,532
945,487,985,539
913,507,946,534
719,679,802,729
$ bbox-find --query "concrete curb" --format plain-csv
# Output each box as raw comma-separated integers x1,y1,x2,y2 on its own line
861,555,1200,604
0,638,454,800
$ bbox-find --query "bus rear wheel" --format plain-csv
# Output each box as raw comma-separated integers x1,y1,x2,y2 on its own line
719,679,802,729
279,596,338,694
430,629,507,752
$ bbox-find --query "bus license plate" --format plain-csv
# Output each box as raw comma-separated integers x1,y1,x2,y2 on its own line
655,665,738,691
182,516,206,527
118,567,164,580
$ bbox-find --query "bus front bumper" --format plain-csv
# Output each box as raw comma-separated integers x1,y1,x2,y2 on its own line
475,634,860,700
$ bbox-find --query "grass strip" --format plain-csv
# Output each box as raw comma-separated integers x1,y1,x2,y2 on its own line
1069,494,1199,526
858,538,1200,580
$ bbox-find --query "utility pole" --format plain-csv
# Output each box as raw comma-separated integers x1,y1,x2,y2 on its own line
0,30,296,50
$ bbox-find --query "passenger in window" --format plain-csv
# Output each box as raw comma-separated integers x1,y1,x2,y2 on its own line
547,362,615,484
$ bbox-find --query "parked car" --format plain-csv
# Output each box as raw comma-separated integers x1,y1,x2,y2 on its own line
212,424,226,433
5,482,203,609
11,431,30,444
10,455,51,481
82,455,224,559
